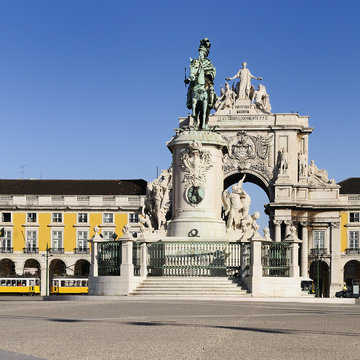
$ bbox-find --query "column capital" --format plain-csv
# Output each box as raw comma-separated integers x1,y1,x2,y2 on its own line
331,221,340,228
300,221,309,227
273,219,283,226
283,220,292,226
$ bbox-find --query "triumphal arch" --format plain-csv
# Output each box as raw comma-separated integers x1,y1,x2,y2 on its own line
89,38,344,297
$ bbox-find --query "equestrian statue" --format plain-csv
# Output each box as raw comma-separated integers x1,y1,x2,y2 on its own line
185,38,217,130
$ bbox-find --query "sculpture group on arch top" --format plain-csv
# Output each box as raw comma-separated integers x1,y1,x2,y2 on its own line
139,37,337,243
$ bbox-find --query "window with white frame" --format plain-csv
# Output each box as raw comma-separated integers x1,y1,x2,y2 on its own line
103,230,114,241
2,213,11,222
2,230,11,250
77,213,88,223
129,213,139,223
314,230,325,249
77,230,88,249
26,213,37,223
52,213,63,223
349,212,359,223
349,231,359,249
52,230,63,249
103,213,114,224
26,230,37,249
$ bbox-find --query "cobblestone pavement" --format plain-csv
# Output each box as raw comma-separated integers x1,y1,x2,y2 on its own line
0,297,358,360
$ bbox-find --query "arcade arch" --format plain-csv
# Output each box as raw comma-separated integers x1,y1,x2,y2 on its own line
344,260,360,287
49,259,66,278
310,260,330,297
23,259,41,276
0,259,15,276
74,259,90,276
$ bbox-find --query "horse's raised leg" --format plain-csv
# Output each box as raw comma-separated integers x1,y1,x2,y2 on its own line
202,100,208,129
192,98,198,128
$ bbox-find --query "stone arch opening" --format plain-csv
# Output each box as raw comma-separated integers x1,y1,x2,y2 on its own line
0,259,15,276
74,260,90,276
49,259,66,278
344,260,360,288
224,170,271,233
224,170,271,199
24,259,41,276
310,260,329,297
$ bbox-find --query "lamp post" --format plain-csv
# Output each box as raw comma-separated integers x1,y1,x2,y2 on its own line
42,243,52,297
314,245,322,298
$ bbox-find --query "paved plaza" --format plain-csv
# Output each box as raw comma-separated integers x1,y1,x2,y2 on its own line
0,297,358,359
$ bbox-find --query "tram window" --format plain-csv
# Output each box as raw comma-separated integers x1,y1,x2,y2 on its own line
35,279,39,286
82,281,86,287
6,280,10,286
1,280,5,286
61,281,65,287
29,280,34,286
17,280,21,286
53,280,59,287
22,280,26,286
12,280,16,286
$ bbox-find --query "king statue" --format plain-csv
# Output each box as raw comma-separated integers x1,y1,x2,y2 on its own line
185,38,216,130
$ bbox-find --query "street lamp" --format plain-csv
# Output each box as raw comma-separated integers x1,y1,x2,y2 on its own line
314,245,322,298
42,243,53,296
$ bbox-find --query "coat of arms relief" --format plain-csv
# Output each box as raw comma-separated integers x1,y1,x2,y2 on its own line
223,131,274,181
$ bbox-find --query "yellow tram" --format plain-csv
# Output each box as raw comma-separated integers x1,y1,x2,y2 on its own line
0,277,40,295
51,277,88,295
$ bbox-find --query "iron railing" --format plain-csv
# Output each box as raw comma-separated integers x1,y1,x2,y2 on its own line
240,242,251,277
23,247,39,254
74,247,90,254
49,248,64,254
0,247,13,253
98,241,121,276
345,248,360,255
147,242,242,277
310,248,327,256
261,242,290,277
133,242,141,276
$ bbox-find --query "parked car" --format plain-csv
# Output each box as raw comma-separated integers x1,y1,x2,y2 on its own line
335,289,359,298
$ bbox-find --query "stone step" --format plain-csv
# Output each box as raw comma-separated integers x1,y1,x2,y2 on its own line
141,283,241,289
131,277,248,297
131,292,250,297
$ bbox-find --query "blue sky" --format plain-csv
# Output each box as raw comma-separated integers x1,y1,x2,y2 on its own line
0,1,359,228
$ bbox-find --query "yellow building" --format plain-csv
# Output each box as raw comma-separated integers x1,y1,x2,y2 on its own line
0,179,146,295
338,178,360,287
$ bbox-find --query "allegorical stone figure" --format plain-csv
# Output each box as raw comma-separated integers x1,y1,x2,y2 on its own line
253,84,271,114
185,38,216,129
308,160,335,185
214,82,236,111
298,151,307,177
222,175,251,232
226,62,262,100
278,147,289,175
143,168,172,231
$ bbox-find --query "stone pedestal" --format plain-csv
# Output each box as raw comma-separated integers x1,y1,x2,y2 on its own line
167,130,228,239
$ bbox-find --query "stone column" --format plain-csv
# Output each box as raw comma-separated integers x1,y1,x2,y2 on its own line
329,221,342,297
15,262,24,276
140,242,148,277
40,267,47,296
273,220,282,242
89,239,99,277
288,242,300,278
120,239,134,278
300,222,309,278
88,227,103,277
250,237,263,278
